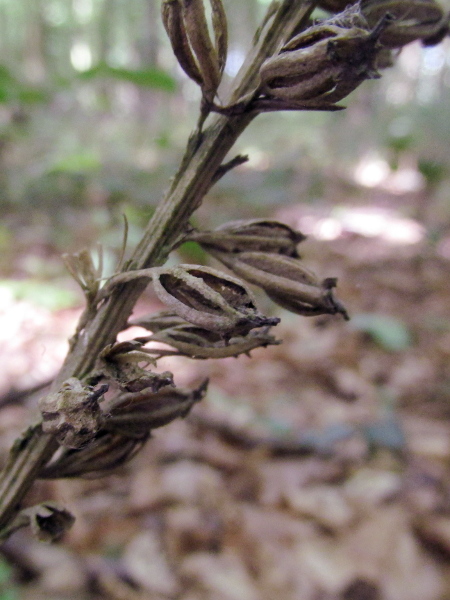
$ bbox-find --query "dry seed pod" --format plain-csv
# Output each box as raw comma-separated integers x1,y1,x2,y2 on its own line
181,0,221,100
267,288,349,319
190,219,306,256
361,0,444,47
162,0,228,101
259,7,385,105
213,251,325,301
210,0,228,73
98,341,174,393
39,378,107,449
152,264,278,335
41,432,147,478
317,0,354,12
104,380,208,437
149,324,279,359
162,0,203,84
214,251,348,318
21,503,75,542
128,310,188,333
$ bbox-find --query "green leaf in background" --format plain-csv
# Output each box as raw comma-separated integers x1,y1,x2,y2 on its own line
49,151,101,174
350,313,412,351
0,558,19,600
177,240,209,264
0,280,80,311
0,64,47,105
417,159,447,186
79,62,177,92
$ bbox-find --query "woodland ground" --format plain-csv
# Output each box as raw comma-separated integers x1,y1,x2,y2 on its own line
0,168,449,600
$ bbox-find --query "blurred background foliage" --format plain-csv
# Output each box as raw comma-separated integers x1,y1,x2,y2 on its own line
0,3,449,598
0,0,449,293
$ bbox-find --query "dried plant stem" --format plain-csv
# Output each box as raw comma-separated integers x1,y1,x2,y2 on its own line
0,0,315,534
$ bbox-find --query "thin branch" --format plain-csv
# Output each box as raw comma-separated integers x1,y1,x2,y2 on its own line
211,154,249,186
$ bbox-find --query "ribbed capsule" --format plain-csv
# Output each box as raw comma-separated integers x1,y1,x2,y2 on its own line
148,324,279,359
361,0,444,47
182,0,221,99
316,0,357,13
267,283,349,320
41,432,148,478
161,0,228,101
212,251,349,319
190,219,306,256
259,6,385,106
210,0,228,73
128,310,188,333
152,264,279,335
104,380,208,437
212,251,322,300
162,0,203,84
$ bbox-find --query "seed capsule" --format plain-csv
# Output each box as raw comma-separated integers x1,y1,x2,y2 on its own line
210,0,228,74
213,251,322,300
190,219,306,256
267,288,349,319
161,0,228,102
104,380,208,437
148,324,279,359
259,6,386,106
152,265,279,335
212,251,349,319
41,432,148,478
317,0,356,12
361,0,444,47
182,0,221,100
128,310,188,333
162,0,203,85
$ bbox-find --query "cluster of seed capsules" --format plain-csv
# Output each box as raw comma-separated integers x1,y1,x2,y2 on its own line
162,0,448,111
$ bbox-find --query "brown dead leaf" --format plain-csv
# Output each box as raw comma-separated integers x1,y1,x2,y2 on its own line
123,530,179,596
284,484,355,531
180,550,260,600
414,514,450,558
164,505,224,557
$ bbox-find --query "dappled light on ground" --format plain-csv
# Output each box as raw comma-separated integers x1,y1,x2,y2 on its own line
291,205,424,245
0,205,449,599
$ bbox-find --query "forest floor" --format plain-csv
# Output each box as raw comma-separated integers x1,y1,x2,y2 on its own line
0,184,449,600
